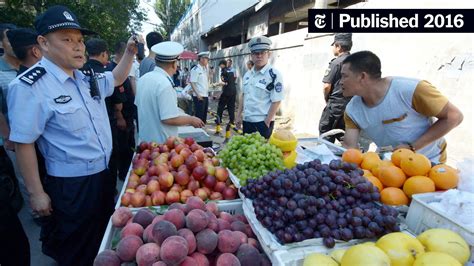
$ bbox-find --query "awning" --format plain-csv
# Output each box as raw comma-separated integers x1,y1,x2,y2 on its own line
180,51,198,60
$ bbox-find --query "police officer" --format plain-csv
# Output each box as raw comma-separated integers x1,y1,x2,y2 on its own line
215,59,237,138
7,5,139,265
136,41,205,143
319,33,353,143
7,28,42,75
236,36,284,139
83,38,126,185
190,51,210,124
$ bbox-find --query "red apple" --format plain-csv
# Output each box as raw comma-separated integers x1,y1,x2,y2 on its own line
202,187,211,196
203,175,216,189
177,164,190,174
149,175,159,182
147,179,160,194
194,188,208,201
151,191,166,205
166,136,177,150
147,165,158,176
179,148,192,158
184,137,195,146
211,157,220,166
214,182,226,193
194,150,205,162
180,189,194,203
129,173,140,183
127,180,139,189
170,154,184,168
175,170,190,186
185,155,198,171
130,191,146,207
133,166,146,176
187,179,200,192
155,163,169,175
222,187,237,200
158,172,174,188
166,190,180,204
136,184,148,194
125,188,135,194
139,174,150,185
210,191,223,200
190,143,201,152
138,141,149,152
215,167,229,182
150,141,159,149
192,165,207,181
121,192,132,206
145,195,152,206
174,143,187,154
170,183,183,193
205,164,216,176
159,144,169,153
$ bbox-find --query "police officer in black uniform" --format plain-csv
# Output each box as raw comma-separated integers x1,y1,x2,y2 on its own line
215,59,237,136
107,41,136,181
83,38,126,187
319,33,353,143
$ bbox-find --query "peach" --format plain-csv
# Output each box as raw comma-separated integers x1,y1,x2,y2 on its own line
217,230,241,253
163,209,185,229
180,256,198,266
185,196,205,211
186,209,209,233
111,207,133,228
121,223,144,239
116,235,143,262
178,228,197,255
231,221,246,234
133,209,155,228
236,244,260,266
152,220,177,245
216,253,241,266
160,236,189,265
136,242,160,266
190,252,210,266
93,249,120,266
196,229,218,254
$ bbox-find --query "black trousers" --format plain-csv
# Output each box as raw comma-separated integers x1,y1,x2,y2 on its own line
41,169,115,266
319,102,346,143
108,122,119,188
216,94,236,125
243,121,275,139
193,96,208,123
117,123,135,180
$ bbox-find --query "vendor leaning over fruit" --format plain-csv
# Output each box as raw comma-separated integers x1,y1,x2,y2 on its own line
135,41,205,144
341,51,463,164
6,5,139,265
236,36,284,139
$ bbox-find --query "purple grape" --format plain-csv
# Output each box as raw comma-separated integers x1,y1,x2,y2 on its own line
323,237,336,248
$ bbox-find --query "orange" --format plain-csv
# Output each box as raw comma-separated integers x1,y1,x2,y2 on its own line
400,153,432,177
391,148,414,167
378,165,407,188
380,187,409,206
362,169,373,177
371,160,395,178
428,164,459,190
403,176,436,198
365,175,384,192
361,152,382,171
342,148,364,165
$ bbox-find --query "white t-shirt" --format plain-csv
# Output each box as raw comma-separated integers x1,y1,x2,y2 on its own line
242,63,284,122
129,60,140,78
189,64,209,97
135,67,183,143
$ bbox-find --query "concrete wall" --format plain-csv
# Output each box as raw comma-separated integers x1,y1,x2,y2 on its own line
209,28,474,166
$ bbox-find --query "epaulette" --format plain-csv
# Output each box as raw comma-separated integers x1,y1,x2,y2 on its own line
20,67,46,85
81,69,93,76
191,65,197,70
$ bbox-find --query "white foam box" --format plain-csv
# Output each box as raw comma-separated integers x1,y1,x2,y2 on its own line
406,192,474,264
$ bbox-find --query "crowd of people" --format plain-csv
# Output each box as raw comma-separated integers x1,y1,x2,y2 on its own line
0,4,465,266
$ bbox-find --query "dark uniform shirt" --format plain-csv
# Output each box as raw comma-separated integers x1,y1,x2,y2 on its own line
107,61,136,128
82,59,126,122
220,67,236,96
322,53,351,103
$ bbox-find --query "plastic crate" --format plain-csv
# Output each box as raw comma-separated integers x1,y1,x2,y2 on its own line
98,200,243,254
406,192,474,265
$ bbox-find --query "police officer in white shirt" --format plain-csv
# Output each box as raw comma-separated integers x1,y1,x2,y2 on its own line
236,36,284,139
135,42,205,143
190,51,210,123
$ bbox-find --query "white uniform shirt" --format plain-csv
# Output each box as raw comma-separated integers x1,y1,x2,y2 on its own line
135,67,183,143
242,63,284,122
189,64,209,97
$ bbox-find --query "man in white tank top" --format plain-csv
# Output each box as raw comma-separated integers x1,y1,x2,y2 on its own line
340,51,463,164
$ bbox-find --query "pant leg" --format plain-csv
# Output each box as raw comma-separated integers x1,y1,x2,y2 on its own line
216,96,227,125
117,125,134,181
243,121,258,135
192,96,203,121
108,123,119,189
203,97,209,123
255,121,274,139
227,94,236,124
0,206,30,266
41,170,114,266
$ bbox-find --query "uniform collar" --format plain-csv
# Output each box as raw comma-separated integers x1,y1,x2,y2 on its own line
155,66,174,85
41,56,85,83
252,63,270,75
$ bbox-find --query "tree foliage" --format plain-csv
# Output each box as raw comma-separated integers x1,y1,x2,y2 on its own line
0,0,147,52
154,0,190,40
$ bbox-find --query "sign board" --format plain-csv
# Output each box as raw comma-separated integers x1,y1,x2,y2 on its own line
247,9,269,39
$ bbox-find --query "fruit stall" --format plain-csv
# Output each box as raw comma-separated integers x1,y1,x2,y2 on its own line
94,131,474,266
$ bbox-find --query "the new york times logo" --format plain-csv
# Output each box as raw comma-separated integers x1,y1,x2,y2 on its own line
308,9,474,33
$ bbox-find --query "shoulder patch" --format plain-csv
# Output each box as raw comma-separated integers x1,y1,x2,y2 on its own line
20,67,46,85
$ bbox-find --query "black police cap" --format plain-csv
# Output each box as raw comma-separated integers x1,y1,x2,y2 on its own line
34,5,96,36
6,28,38,48
331,33,352,46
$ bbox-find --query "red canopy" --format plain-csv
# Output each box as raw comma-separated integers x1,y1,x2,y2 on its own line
180,51,198,60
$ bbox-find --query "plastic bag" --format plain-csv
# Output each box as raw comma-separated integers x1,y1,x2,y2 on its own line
457,158,474,193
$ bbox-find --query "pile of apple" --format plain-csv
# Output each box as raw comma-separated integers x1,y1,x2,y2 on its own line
121,137,238,208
